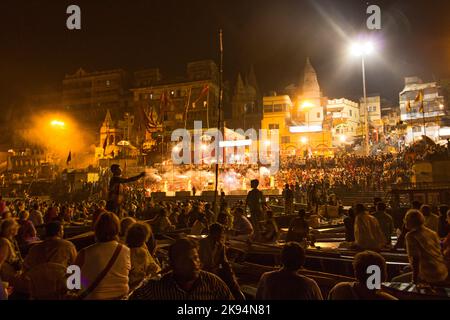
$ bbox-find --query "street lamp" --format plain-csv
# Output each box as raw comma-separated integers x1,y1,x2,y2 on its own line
350,40,374,156
300,101,314,158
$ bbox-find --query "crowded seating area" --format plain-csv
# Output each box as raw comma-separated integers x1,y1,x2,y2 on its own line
1,169,450,300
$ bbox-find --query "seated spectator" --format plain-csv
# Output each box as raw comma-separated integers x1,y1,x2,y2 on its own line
256,242,323,300
129,238,234,300
286,209,309,243
44,206,59,224
0,276,7,300
372,202,394,247
328,251,397,300
0,219,23,284
119,217,136,242
187,204,202,228
151,208,176,234
354,204,386,251
59,206,72,224
23,221,77,271
231,207,254,241
393,209,448,285
421,204,439,233
17,210,38,247
92,200,107,228
217,209,233,231
125,222,161,291
442,210,450,270
260,210,279,243
438,205,450,238
29,203,44,228
203,203,215,225
176,208,189,229
199,223,244,300
343,208,355,242
190,213,208,235
75,212,131,300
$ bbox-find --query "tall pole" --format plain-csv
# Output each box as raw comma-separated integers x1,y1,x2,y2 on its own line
213,29,223,213
361,57,369,156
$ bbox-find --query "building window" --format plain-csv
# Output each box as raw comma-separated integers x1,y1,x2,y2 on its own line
106,80,110,86
264,105,273,113
281,136,290,144
317,112,321,118
413,126,422,133
349,109,352,117
269,124,279,130
273,104,283,112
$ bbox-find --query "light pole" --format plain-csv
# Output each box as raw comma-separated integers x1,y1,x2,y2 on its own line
350,41,374,156
301,101,314,158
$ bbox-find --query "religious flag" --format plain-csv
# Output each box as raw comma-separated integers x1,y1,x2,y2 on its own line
414,90,424,114
414,90,424,103
193,84,209,106
102,135,108,155
66,151,72,165
405,100,411,112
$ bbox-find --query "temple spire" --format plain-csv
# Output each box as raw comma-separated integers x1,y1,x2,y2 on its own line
302,57,321,98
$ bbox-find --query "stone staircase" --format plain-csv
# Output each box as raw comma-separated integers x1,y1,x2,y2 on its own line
333,189,390,206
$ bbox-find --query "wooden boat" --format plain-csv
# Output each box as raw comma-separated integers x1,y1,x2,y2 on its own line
226,238,409,279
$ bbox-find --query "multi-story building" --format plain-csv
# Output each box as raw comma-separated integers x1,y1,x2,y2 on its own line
327,98,361,145
360,95,382,129
261,94,294,155
131,60,221,141
62,68,132,134
399,77,449,143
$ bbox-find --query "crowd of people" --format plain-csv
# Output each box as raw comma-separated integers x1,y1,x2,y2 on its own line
1,159,450,300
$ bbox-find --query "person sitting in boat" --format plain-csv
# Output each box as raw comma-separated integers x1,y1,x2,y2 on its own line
286,209,309,244
392,209,448,285
328,250,397,300
199,223,245,300
231,207,254,241
256,242,323,300
343,208,356,242
260,210,279,243
149,208,176,234
190,213,208,235
442,209,450,272
353,204,386,251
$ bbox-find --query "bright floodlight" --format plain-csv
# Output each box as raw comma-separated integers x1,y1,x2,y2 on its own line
301,101,314,109
172,145,180,152
339,135,346,143
264,140,271,146
300,137,308,144
350,41,374,57
50,120,65,127
201,144,207,151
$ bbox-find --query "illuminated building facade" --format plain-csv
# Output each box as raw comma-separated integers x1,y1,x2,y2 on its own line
399,77,449,143
62,68,131,135
262,58,332,157
131,60,221,150
327,98,361,145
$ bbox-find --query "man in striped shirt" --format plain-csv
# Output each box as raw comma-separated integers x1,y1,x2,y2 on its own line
129,238,234,300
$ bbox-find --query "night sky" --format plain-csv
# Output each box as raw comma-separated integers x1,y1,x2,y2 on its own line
1,0,449,112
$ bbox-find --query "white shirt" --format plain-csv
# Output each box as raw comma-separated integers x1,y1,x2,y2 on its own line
78,241,131,300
